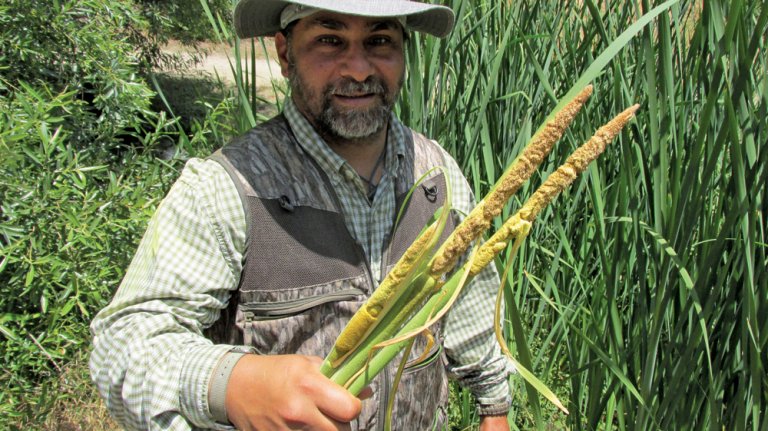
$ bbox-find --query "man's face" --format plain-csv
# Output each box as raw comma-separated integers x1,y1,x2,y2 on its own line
275,12,406,142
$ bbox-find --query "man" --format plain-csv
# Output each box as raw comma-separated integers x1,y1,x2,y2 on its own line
90,0,514,429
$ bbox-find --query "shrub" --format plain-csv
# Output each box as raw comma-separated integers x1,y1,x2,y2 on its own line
0,0,159,153
0,76,232,428
0,77,167,424
135,0,234,44
0,0,234,425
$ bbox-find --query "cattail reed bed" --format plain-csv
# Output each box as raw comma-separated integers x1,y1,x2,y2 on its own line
395,0,767,429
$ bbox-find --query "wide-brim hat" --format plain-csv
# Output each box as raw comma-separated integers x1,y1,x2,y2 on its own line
234,0,455,39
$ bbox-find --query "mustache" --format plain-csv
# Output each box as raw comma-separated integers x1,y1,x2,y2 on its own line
327,77,387,97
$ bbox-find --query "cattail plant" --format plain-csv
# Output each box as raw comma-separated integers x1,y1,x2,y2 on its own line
322,85,593,373
320,85,639,416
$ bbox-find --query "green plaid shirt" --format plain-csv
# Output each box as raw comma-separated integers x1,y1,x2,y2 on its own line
90,99,513,430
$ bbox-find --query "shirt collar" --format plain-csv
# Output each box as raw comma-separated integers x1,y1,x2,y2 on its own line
283,98,408,179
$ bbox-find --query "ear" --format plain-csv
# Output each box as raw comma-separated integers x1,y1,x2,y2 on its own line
274,32,291,78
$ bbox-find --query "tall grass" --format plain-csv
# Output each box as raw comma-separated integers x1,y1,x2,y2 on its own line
397,1,766,429
208,0,766,429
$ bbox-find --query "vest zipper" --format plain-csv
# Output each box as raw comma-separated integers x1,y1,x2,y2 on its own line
239,288,365,320
243,312,254,346
304,139,392,429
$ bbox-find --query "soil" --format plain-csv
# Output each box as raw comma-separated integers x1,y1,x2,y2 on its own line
161,39,284,91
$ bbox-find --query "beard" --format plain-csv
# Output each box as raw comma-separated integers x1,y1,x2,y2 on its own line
289,66,401,141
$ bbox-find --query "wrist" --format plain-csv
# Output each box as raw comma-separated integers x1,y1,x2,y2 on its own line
476,399,511,417
208,352,248,424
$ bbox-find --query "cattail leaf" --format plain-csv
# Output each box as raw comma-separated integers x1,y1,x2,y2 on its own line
509,358,568,415
524,273,647,408
535,0,680,136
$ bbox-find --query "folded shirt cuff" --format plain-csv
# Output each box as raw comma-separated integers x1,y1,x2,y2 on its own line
208,352,248,424
476,397,512,416
474,376,512,416
179,344,254,429
457,356,515,416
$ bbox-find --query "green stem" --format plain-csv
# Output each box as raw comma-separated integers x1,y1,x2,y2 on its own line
341,267,470,395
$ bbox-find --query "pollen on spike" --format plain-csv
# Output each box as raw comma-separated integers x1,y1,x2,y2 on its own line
428,85,595,277
518,104,639,222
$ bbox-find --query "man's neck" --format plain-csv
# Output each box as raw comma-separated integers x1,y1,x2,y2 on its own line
325,127,388,182
289,97,390,181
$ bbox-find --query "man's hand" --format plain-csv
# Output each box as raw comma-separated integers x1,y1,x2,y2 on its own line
224,354,363,430
479,414,510,431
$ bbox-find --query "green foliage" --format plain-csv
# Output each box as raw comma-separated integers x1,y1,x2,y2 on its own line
135,0,234,44
396,0,767,429
0,78,170,424
2,0,764,429
0,0,235,426
0,0,159,152
0,81,232,427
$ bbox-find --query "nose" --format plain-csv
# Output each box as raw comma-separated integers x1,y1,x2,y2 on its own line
339,44,374,82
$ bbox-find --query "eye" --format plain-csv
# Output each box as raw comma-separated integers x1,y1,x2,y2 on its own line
317,35,342,46
367,36,393,47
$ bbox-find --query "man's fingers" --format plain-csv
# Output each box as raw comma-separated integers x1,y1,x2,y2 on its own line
307,356,325,366
303,375,362,423
303,356,363,423
331,419,353,431
225,354,364,430
314,385,362,422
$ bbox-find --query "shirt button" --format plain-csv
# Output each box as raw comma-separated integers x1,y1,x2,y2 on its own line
343,168,357,182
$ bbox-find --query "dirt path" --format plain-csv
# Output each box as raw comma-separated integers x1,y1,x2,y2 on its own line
162,40,284,94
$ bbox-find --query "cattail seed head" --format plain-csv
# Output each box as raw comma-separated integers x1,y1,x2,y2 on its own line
519,104,640,222
328,224,438,363
429,85,594,277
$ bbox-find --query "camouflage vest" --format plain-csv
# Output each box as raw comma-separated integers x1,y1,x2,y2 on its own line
207,115,455,430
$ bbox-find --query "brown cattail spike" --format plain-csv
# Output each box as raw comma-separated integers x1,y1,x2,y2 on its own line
519,104,640,222
468,104,639,275
429,85,595,277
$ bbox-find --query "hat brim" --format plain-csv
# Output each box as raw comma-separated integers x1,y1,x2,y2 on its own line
234,0,455,39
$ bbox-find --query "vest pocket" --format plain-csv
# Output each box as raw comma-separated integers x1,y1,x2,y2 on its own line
388,341,450,430
240,287,364,320
238,285,366,356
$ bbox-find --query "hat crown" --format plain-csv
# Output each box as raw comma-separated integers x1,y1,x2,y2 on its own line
234,0,455,39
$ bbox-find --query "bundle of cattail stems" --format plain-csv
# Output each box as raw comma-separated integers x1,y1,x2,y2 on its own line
320,84,639,416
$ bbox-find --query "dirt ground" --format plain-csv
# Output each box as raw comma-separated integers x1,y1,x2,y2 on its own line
162,39,284,90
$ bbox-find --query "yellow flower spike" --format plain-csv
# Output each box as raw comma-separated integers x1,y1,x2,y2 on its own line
429,85,594,278
470,215,531,276
321,85,641,419
323,167,454,373
326,224,439,367
466,104,639,278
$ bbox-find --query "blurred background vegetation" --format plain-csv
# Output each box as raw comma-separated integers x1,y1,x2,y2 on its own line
1,0,765,430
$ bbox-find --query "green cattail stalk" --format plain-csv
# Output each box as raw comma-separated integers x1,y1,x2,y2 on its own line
321,87,594,382
321,88,639,412
323,224,439,369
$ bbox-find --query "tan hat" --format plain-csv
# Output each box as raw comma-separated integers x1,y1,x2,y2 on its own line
234,0,455,39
